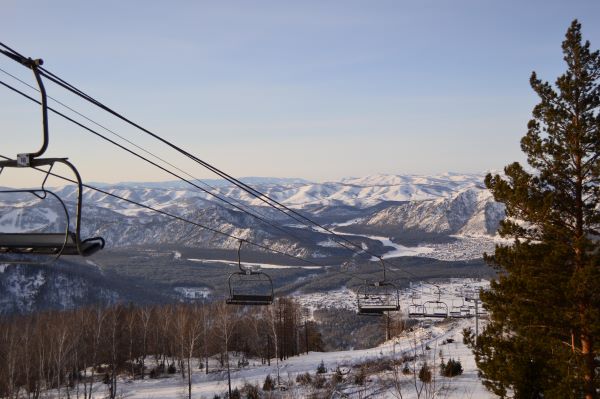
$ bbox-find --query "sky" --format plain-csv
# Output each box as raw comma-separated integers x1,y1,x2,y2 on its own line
1,0,600,186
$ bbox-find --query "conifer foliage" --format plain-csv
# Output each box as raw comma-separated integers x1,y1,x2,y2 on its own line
465,20,600,398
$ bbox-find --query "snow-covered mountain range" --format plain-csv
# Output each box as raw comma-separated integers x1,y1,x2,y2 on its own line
0,173,504,260
81,172,486,209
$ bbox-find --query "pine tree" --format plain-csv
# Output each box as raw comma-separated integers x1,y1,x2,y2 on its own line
465,20,600,398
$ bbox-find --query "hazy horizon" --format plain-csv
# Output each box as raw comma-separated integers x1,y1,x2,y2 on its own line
1,170,497,189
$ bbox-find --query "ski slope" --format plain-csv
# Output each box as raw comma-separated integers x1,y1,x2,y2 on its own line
87,280,494,399
102,319,493,398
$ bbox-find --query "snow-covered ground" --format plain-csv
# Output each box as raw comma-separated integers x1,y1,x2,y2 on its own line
412,236,497,262
88,279,493,399
96,321,492,399
331,226,500,261
109,322,491,399
188,258,324,269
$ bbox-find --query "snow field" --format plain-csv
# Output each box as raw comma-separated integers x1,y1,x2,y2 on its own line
99,279,494,399
101,318,492,399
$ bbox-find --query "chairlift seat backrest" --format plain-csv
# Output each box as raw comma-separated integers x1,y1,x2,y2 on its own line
423,300,448,318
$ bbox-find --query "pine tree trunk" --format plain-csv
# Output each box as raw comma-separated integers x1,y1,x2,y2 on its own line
579,299,595,399
574,145,595,399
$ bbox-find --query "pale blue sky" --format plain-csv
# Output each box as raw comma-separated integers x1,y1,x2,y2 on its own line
1,1,599,186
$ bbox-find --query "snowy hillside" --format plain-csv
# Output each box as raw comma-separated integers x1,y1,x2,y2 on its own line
355,188,505,237
0,264,118,314
107,320,493,399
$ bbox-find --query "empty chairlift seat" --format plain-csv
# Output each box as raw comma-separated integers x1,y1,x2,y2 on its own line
357,281,400,316
226,269,274,305
408,289,425,318
226,240,274,306
423,300,449,318
408,304,425,318
0,158,105,263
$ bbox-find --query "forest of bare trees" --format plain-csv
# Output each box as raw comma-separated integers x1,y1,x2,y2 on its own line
0,298,324,399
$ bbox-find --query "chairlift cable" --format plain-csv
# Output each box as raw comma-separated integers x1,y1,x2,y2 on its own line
0,63,366,256
0,49,383,257
30,65,449,284
36,66,416,265
0,65,279,227
0,78,311,245
0,77,439,289
0,75,391,284
0,73,438,287
0,44,451,289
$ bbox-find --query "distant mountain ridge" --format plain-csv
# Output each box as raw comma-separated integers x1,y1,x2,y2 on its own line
79,172,488,209
104,176,313,189
0,172,503,257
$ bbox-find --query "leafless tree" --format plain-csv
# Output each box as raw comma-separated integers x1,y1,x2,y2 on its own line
213,302,237,398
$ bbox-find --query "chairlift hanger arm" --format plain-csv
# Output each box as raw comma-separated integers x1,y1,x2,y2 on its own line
0,48,49,163
237,239,246,272
379,256,386,282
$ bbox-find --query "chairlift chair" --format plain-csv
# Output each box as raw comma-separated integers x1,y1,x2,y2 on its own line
477,304,489,318
0,160,105,263
0,59,104,264
464,288,475,302
356,280,400,315
356,257,400,316
226,240,274,305
422,286,448,318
